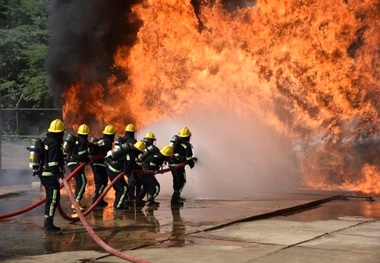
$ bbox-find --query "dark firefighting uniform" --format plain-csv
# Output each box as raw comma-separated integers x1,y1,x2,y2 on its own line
91,135,113,205
67,135,90,202
120,132,139,199
106,145,129,210
40,132,65,232
139,151,167,207
123,146,143,202
169,137,195,203
121,131,137,145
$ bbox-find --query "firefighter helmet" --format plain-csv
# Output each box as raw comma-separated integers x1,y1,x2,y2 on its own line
134,140,146,152
144,131,156,140
178,127,191,138
77,124,90,135
125,123,136,132
160,145,174,157
103,124,116,135
48,119,65,133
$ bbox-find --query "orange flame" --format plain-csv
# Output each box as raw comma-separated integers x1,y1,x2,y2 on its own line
62,0,380,193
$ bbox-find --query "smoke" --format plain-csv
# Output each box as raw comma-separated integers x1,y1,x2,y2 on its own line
45,0,143,110
137,106,301,200
0,143,37,187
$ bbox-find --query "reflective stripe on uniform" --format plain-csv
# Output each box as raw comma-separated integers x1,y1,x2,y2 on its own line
48,161,59,166
116,186,128,208
42,171,53,176
149,162,158,167
67,161,78,166
107,164,121,173
180,143,188,149
93,163,107,167
48,189,58,217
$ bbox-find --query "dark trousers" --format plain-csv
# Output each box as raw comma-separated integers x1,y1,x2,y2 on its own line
40,176,60,217
68,163,86,201
107,168,128,208
171,166,186,193
127,173,143,198
137,174,160,200
91,164,108,203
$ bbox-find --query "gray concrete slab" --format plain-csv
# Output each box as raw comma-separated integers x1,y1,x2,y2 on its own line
1,181,380,263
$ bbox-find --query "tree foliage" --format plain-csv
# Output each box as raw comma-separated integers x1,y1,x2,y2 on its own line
0,0,52,109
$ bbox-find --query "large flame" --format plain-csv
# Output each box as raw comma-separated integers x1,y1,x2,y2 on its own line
62,0,380,194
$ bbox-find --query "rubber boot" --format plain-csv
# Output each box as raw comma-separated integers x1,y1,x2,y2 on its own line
145,194,160,208
44,217,62,235
171,191,184,206
134,188,147,208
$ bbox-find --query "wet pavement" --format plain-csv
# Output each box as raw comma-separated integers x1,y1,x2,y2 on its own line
1,167,380,263
1,139,380,263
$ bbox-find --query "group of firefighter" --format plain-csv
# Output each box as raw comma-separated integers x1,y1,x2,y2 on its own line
36,118,197,235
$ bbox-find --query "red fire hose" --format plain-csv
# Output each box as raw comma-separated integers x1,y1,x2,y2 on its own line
62,178,151,263
0,162,87,220
0,154,106,220
58,162,188,222
0,161,187,262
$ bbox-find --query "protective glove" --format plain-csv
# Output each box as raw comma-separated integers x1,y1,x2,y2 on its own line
193,157,198,163
188,159,195,169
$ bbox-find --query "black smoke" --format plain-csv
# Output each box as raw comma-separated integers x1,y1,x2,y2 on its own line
45,0,143,110
45,0,255,110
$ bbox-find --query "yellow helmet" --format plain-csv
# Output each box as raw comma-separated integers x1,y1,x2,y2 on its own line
103,124,116,135
125,123,136,132
160,145,174,157
178,127,191,138
77,124,90,135
134,140,146,152
144,131,156,140
48,119,65,133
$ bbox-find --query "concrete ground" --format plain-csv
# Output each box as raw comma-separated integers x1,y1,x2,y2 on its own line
1,145,379,263
0,173,379,263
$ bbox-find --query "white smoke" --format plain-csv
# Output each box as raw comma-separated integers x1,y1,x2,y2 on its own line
137,107,301,200
0,109,301,200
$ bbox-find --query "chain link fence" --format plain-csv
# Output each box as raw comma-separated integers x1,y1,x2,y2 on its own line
0,108,62,169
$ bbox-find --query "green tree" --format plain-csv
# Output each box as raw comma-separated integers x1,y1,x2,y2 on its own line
0,0,52,109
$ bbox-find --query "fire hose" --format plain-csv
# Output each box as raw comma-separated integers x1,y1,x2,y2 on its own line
0,154,107,220
61,178,151,263
0,161,187,262
0,161,186,221
58,162,187,262
58,162,187,222
0,162,87,220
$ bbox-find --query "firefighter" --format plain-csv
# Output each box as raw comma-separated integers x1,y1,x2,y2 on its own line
104,125,131,211
90,124,115,207
142,131,158,150
121,123,138,200
138,145,174,208
169,127,197,205
40,118,65,235
121,123,138,145
123,140,146,207
67,124,91,217
134,131,160,206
